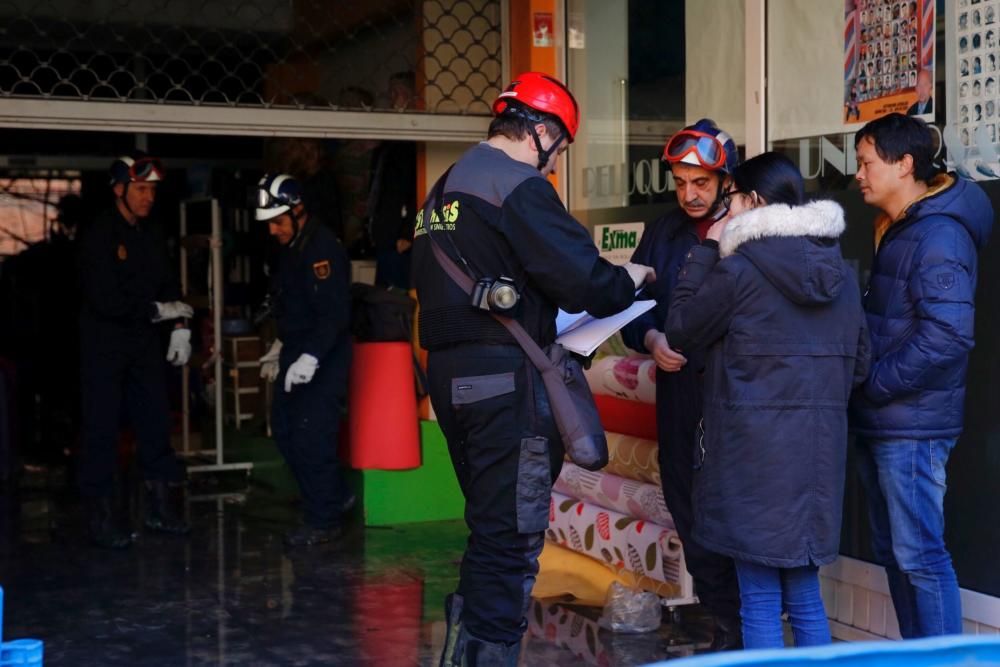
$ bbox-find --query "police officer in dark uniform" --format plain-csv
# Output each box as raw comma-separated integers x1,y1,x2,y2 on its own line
254,174,353,547
411,72,655,666
78,152,192,549
621,119,743,649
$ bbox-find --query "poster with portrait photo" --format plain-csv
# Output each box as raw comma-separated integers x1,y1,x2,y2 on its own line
946,0,1000,180
844,0,935,124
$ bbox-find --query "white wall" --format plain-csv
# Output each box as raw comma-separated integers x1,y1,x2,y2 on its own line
685,0,747,145
767,0,844,141
820,557,1000,640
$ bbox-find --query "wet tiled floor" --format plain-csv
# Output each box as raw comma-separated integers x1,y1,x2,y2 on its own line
0,468,720,666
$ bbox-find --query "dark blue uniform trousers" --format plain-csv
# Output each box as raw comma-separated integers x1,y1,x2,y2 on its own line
272,353,348,528
657,367,741,620
78,327,182,498
428,343,564,645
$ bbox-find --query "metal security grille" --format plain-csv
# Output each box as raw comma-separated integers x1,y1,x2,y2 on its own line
0,0,502,115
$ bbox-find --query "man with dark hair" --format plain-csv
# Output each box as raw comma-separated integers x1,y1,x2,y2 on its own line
412,72,654,665
851,113,993,637
621,119,744,650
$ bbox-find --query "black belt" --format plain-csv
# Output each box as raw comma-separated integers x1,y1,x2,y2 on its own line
419,305,517,350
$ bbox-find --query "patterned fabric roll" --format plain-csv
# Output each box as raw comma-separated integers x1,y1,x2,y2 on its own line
554,462,672,528
602,431,661,487
584,355,657,404
547,492,682,586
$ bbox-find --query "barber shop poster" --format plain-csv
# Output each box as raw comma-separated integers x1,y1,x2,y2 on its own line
942,0,1000,180
844,0,936,124
952,0,1000,163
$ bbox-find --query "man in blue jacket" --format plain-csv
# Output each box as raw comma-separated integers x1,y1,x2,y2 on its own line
621,119,743,649
851,113,993,637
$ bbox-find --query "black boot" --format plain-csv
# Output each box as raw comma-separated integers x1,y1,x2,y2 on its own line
86,496,131,549
143,480,190,535
439,593,464,667
452,626,520,667
709,614,743,651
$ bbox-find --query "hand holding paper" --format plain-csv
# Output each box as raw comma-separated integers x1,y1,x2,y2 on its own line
555,300,656,357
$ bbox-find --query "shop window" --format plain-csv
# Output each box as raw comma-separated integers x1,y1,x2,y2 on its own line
565,0,746,228
767,0,1000,599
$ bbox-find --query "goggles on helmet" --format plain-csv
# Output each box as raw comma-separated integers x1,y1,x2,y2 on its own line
663,130,728,171
128,157,164,182
256,187,283,209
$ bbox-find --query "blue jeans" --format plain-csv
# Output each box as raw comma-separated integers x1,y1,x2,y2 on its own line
855,436,962,637
734,560,831,648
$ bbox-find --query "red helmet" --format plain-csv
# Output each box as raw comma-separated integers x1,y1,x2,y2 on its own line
492,72,579,142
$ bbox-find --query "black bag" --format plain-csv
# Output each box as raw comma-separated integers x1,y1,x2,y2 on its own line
350,283,416,342
424,167,609,470
535,342,609,470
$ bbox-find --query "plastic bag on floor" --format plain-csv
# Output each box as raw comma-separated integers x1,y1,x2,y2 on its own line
598,582,661,633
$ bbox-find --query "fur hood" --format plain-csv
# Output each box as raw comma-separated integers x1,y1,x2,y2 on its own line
719,199,849,306
719,199,846,258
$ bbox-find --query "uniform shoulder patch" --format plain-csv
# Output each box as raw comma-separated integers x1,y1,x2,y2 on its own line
313,259,331,279
117,243,128,261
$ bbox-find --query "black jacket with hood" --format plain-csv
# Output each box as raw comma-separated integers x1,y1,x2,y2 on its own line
666,200,870,568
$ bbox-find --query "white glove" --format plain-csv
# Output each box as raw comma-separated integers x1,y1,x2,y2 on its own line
166,328,192,366
284,354,319,392
259,339,283,383
152,301,194,323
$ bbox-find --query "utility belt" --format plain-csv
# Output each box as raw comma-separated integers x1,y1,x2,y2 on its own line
419,304,528,350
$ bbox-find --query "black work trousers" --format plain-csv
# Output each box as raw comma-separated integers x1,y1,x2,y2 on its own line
272,356,350,528
657,367,741,620
428,344,563,645
78,325,182,498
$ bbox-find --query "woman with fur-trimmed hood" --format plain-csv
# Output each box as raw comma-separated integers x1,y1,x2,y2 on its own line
665,152,870,649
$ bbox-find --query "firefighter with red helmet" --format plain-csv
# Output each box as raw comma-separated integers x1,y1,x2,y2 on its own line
620,119,744,649
77,151,192,549
412,72,655,665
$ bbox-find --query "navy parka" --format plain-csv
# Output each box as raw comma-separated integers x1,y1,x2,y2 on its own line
666,200,870,568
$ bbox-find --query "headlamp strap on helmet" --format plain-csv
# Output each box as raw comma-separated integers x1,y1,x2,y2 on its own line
287,205,302,247
527,124,549,171
502,102,564,171
526,118,565,172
